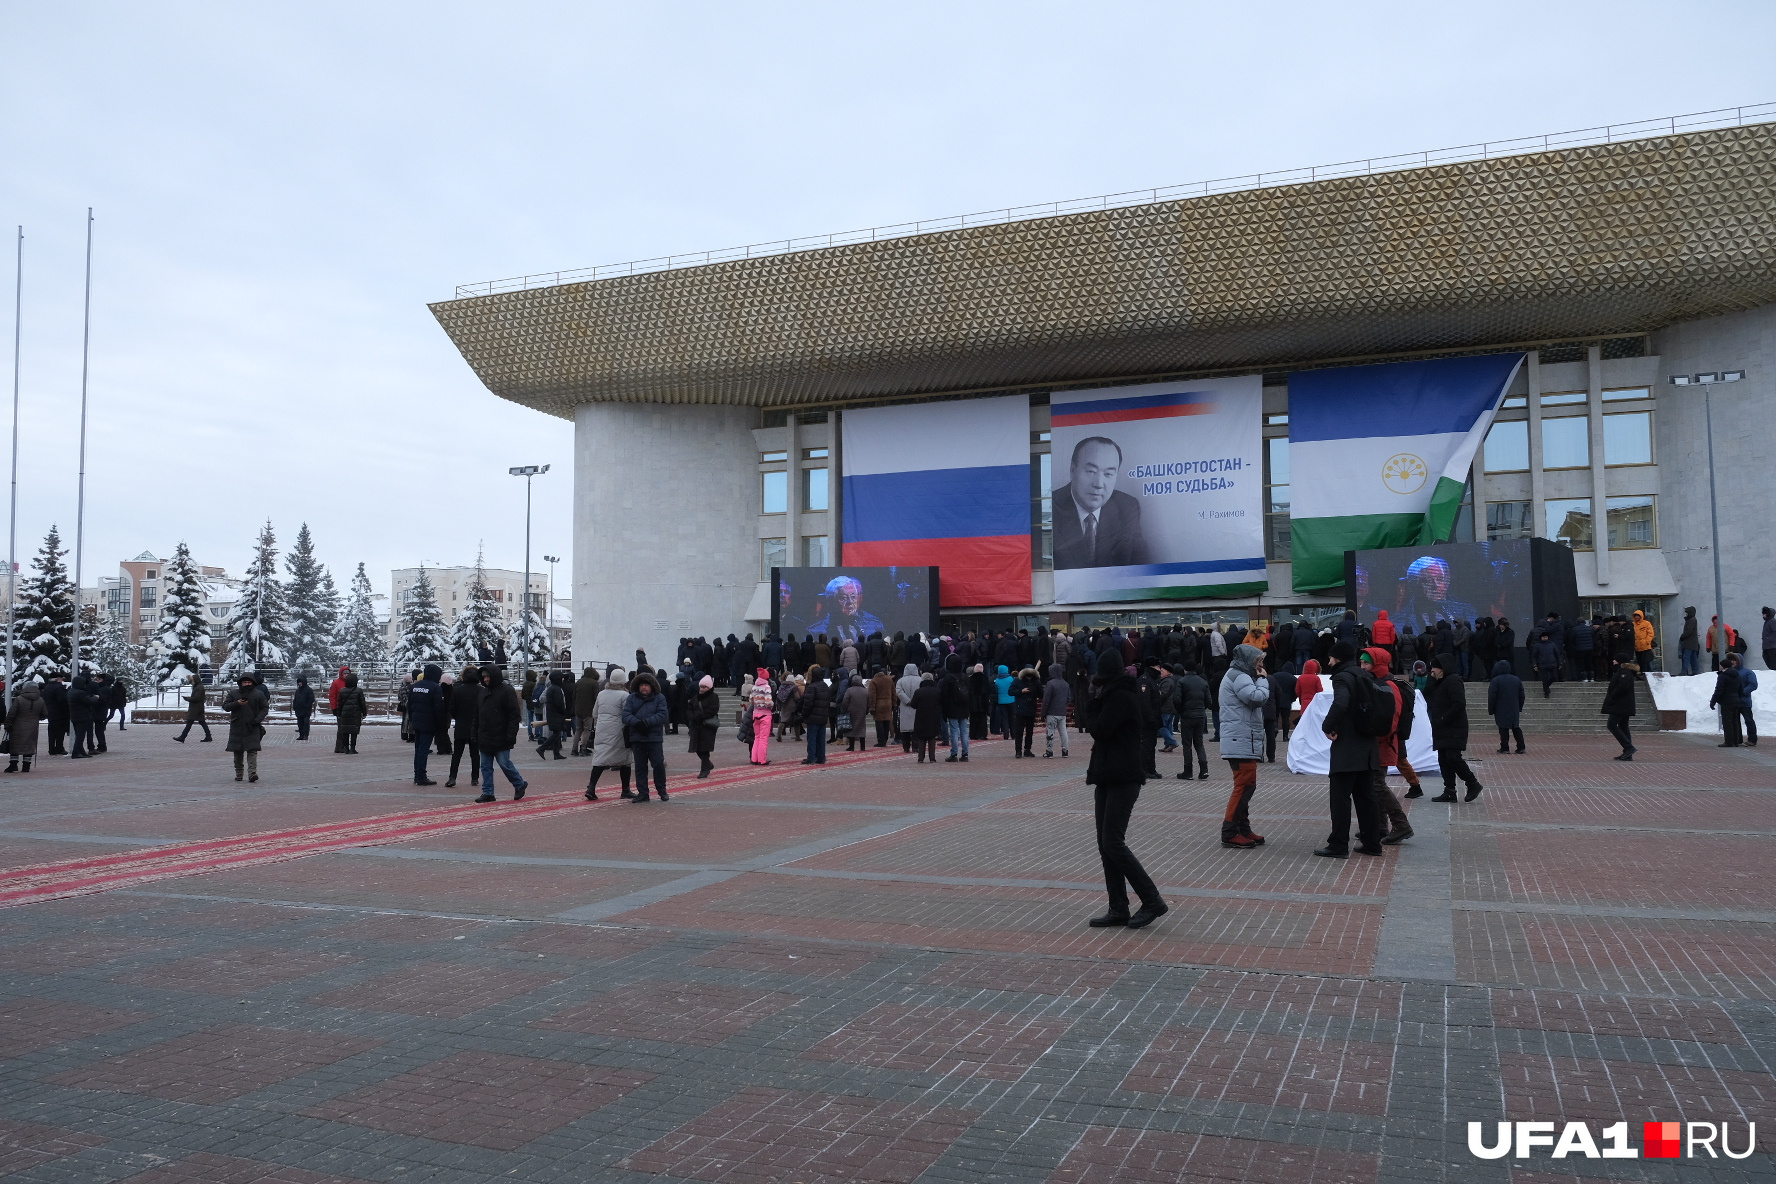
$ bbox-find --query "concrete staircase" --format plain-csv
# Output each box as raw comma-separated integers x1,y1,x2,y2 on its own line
1459,676,1656,736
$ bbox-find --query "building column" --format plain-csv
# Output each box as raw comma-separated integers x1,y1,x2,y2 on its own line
1587,343,1610,586
786,413,801,565
1526,352,1545,541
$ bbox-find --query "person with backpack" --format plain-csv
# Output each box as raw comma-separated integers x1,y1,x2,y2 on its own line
1427,654,1483,802
1488,659,1526,754
1316,641,1385,858
1360,648,1412,844
1217,644,1271,850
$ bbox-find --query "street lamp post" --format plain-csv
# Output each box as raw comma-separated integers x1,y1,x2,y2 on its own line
1673,370,1744,670
542,554,559,662
507,465,549,689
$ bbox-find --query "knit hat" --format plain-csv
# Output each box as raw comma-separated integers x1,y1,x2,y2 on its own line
1330,640,1359,662
698,675,714,691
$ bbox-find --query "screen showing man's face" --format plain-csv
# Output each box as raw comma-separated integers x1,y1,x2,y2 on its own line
1070,440,1121,513
1417,562,1450,600
835,582,862,617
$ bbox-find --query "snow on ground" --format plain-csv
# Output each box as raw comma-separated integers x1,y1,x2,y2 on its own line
1646,670,1776,735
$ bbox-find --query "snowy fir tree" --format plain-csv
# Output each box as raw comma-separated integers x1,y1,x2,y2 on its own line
10,526,76,679
392,566,450,669
331,563,386,673
92,608,154,695
153,541,212,684
445,547,503,663
284,522,339,681
506,603,553,667
219,520,291,680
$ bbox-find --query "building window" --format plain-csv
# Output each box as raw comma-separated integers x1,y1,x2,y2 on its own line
1605,495,1657,549
1264,413,1289,425
802,535,829,566
1500,395,1527,409
1603,387,1651,402
1264,435,1290,560
762,470,788,514
761,537,786,579
802,447,828,460
1484,419,1529,472
1486,501,1534,540
139,587,156,608
761,450,788,462
145,570,157,580
1546,498,1593,549
1541,391,1587,406
802,467,829,513
1603,411,1653,465
1032,451,1053,571
1541,416,1590,469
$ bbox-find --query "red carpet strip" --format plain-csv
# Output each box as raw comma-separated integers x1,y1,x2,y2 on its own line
0,744,913,908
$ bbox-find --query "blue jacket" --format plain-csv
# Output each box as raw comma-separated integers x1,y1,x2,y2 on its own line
1568,621,1595,652
994,666,1014,705
621,674,670,743
406,664,446,733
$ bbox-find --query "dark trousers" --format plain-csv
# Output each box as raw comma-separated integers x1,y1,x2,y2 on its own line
449,726,480,783
48,719,67,754
1437,748,1480,791
1368,769,1409,833
969,712,988,740
71,720,95,757
1606,714,1634,753
1573,649,1594,680
1094,781,1162,917
110,707,127,731
1178,718,1208,777
991,702,1008,736
335,725,359,752
177,717,212,742
632,739,666,798
1740,703,1757,744
805,724,826,763
1013,717,1035,755
1721,704,1744,746
95,720,108,752
1222,760,1257,839
1497,725,1524,752
1263,721,1278,762
295,710,311,739
413,731,434,781
538,724,562,756
874,719,890,746
1327,769,1384,852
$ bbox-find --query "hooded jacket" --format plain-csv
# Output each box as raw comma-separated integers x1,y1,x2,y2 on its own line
1426,654,1470,750
328,666,349,712
183,674,207,720
1294,659,1324,710
622,673,670,743
221,678,268,753
1322,653,1380,773
1601,664,1639,716
896,663,922,730
587,675,632,767
475,668,523,752
1367,647,1417,741
868,669,897,720
1370,611,1396,646
335,673,368,726
1217,645,1271,762
1082,668,1146,786
994,665,1014,705
67,675,104,725
1040,664,1071,718
6,681,46,756
1487,659,1525,729
573,668,602,717
1632,610,1655,653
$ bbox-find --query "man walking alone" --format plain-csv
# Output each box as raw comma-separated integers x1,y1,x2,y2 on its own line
473,666,528,801
1315,641,1385,858
1082,664,1167,930
406,664,446,786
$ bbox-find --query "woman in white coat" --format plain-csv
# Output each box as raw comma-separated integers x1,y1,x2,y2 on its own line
895,663,922,754
585,670,635,800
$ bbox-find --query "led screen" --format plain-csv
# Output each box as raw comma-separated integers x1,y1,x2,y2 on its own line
1349,540,1534,634
771,566,939,642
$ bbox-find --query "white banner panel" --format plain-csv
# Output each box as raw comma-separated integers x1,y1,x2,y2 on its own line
1049,376,1265,604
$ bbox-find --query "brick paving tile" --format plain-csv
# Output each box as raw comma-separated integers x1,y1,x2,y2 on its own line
1493,832,1776,910
919,952,1131,997
1491,988,1744,1045
3,931,173,974
802,1002,1072,1080
307,962,566,1017
0,837,139,869
532,980,801,1045
314,912,495,943
1184,970,1403,1022
0,1117,105,1176
1455,911,1776,1001
691,937,883,979
49,1023,381,1104
1047,1127,1378,1184
176,902,341,931
1477,786,1776,830
116,1150,375,1183
621,1085,975,1184
303,1050,654,1152
490,923,672,960
1507,1174,1645,1184
1122,1025,1394,1115
0,997,151,1059
116,945,361,993
1497,1051,1776,1122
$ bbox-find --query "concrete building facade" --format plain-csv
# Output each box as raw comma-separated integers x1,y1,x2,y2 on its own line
432,115,1776,669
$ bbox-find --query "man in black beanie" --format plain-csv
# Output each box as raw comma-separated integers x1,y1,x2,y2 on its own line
1316,640,1385,858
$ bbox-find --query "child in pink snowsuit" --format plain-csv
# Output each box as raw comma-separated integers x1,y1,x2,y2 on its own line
748,668,775,765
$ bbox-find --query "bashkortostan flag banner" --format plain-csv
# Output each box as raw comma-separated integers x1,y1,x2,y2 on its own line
1289,353,1525,593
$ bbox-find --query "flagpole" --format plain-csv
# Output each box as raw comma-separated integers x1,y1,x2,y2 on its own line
69,210,92,677
4,226,21,707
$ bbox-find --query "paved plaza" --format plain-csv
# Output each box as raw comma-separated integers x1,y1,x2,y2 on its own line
0,717,1771,1182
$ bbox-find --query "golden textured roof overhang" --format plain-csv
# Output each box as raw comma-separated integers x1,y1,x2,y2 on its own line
430,122,1776,419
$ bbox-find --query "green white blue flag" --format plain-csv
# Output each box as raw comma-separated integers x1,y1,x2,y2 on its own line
1289,354,1525,593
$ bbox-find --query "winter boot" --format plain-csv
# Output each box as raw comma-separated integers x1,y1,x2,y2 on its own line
3,760,15,774
20,760,29,772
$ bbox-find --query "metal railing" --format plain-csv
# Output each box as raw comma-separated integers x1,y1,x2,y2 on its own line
451,102,1776,300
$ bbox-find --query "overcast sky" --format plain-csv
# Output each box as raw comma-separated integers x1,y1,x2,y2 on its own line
1,1,1768,600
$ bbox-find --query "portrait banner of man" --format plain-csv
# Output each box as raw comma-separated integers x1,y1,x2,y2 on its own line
1049,376,1266,604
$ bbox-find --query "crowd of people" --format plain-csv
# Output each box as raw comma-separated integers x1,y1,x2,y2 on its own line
2,671,134,771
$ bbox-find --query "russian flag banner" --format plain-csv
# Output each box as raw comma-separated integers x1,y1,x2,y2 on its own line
842,395,1031,608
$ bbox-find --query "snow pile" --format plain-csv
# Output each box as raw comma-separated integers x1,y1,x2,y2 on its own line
1646,671,1776,735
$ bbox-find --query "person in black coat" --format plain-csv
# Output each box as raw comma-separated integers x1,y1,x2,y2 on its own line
1601,660,1639,760
89,673,115,753
1487,659,1526,754
291,676,315,740
66,673,104,758
1427,654,1482,802
107,675,129,731
688,675,721,778
1709,661,1745,748
472,666,528,801
447,666,482,788
1317,641,1384,858
406,663,447,785
910,673,943,763
622,671,672,801
799,667,833,765
1081,668,1168,930
536,672,569,760
1531,631,1562,698
41,674,69,755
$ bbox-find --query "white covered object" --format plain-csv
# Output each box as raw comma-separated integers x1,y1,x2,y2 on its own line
1286,686,1435,776
1646,670,1776,735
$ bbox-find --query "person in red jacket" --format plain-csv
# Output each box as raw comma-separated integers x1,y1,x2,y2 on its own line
1295,658,1324,710
327,666,349,713
1371,610,1397,658
1362,647,1413,843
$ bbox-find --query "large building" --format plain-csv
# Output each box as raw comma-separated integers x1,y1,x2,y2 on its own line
431,111,1776,669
